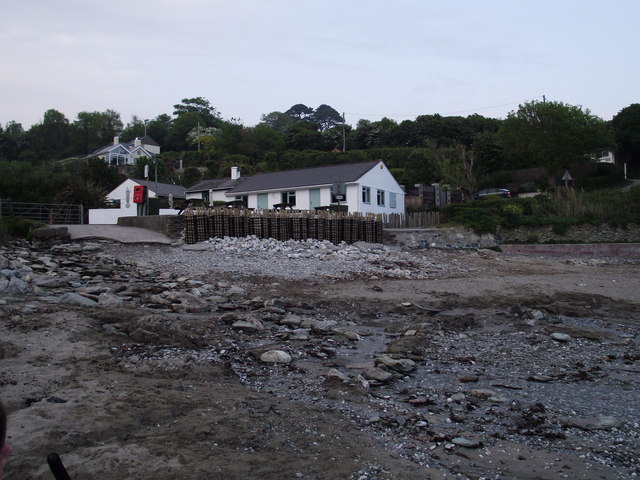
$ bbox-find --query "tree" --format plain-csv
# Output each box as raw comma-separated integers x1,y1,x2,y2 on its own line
146,114,172,147
498,100,614,172
121,115,147,142
0,121,26,161
311,104,343,132
285,104,314,121
611,103,640,171
259,111,295,132
436,144,476,200
27,109,71,161
283,121,327,151
173,97,222,127
70,110,123,154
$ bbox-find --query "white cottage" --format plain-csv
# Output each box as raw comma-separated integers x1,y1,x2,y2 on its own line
88,178,186,224
225,161,405,214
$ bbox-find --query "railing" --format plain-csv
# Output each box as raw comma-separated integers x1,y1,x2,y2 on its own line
383,211,440,228
0,199,84,224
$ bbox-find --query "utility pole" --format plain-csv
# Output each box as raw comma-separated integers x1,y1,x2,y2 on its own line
342,112,346,152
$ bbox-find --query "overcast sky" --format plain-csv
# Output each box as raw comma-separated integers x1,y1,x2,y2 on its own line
1,0,638,129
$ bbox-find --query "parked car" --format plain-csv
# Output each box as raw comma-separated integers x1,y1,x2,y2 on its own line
474,188,513,200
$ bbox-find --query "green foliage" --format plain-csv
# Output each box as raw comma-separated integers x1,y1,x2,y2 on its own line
182,166,203,187
0,217,44,243
498,100,614,172
442,186,640,235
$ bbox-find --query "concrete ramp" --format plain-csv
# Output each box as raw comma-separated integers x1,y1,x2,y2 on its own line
36,225,173,244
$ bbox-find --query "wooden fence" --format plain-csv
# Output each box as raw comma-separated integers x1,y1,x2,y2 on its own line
383,211,440,228
183,208,383,245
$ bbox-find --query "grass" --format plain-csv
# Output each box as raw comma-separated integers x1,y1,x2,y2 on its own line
0,217,44,243
441,186,640,235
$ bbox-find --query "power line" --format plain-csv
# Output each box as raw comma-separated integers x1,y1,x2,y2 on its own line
345,95,546,121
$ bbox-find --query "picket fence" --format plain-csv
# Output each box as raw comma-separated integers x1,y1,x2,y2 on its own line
382,211,440,228
183,208,383,245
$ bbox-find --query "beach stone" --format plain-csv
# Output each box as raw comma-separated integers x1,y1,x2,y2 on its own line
551,332,572,342
59,292,99,307
260,350,292,364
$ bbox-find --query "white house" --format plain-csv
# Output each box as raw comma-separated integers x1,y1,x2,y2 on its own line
89,178,186,224
89,136,161,166
185,166,246,205
222,161,405,214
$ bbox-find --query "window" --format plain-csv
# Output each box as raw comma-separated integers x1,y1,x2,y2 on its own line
281,191,296,205
389,192,397,209
377,189,385,206
362,186,371,204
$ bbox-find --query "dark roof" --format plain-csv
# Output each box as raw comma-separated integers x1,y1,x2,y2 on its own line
185,177,245,193
132,179,186,199
89,136,160,157
226,161,379,195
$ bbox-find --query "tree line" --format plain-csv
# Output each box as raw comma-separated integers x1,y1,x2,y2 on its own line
1,97,639,206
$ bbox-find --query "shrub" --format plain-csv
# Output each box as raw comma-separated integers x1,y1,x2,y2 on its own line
0,217,44,243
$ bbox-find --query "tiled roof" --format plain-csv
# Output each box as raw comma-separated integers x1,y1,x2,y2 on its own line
226,161,379,194
132,179,186,199
185,177,245,193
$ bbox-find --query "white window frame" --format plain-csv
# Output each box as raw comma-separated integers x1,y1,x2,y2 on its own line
377,189,385,206
362,186,371,204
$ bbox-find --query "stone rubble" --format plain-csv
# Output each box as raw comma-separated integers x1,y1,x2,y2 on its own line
1,237,638,478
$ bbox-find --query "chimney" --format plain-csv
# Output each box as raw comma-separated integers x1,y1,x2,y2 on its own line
231,166,240,180
134,137,141,147
113,136,120,145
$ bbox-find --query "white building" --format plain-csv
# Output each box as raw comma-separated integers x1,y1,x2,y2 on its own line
89,178,186,224
188,161,405,214
229,161,405,214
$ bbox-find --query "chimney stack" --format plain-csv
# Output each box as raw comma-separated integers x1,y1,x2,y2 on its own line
113,136,120,145
231,166,240,180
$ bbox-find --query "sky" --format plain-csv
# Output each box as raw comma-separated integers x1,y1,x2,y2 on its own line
1,0,638,129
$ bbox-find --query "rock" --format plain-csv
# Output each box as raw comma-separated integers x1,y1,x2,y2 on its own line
332,328,360,341
551,332,572,342
98,292,124,307
279,315,303,327
451,437,483,448
528,375,554,383
469,389,508,403
362,367,394,383
34,276,69,288
264,298,285,310
232,315,266,332
562,415,622,431
6,277,29,295
309,319,338,333
374,354,416,374
325,368,350,382
260,350,292,364
227,286,247,297
59,292,99,307
458,375,479,383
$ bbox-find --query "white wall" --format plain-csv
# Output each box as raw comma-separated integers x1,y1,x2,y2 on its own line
185,190,229,203
89,208,177,224
356,161,405,215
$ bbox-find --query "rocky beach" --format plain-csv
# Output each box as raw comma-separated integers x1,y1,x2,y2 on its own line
1,236,639,479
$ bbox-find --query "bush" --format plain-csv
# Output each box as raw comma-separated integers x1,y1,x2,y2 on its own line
441,186,640,235
0,217,44,243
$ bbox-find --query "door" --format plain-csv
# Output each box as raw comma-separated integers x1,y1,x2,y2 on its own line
257,193,268,209
309,188,321,210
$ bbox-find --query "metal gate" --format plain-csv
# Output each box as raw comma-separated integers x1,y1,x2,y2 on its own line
0,199,84,224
